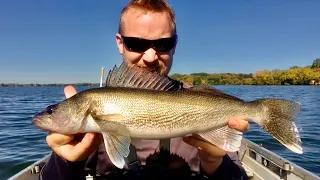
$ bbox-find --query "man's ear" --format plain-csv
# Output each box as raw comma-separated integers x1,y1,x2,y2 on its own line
116,33,124,55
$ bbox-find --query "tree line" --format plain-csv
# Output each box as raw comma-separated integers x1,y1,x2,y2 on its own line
169,58,320,85
1,58,320,86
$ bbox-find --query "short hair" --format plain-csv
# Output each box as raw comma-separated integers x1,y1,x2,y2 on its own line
118,0,177,35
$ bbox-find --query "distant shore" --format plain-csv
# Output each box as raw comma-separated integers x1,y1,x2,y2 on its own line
2,59,320,87
0,82,318,87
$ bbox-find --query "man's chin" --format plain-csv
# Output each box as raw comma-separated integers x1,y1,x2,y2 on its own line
144,67,165,75
125,62,167,75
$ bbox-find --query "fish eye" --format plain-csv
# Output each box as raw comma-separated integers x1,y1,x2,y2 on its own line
46,105,56,115
47,108,53,114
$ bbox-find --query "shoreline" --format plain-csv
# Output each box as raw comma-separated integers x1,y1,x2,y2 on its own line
0,83,101,87
0,83,318,87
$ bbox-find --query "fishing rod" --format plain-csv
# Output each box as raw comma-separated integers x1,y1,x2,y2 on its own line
100,67,105,87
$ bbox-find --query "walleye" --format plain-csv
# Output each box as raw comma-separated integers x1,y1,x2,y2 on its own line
32,63,303,169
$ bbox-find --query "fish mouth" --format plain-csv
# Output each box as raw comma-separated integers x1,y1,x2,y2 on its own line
31,115,42,127
31,115,51,131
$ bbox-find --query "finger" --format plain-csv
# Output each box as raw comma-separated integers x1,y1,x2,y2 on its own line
183,136,226,157
228,117,250,132
55,133,101,161
64,133,102,161
64,85,77,99
183,136,207,150
46,132,74,147
77,133,102,149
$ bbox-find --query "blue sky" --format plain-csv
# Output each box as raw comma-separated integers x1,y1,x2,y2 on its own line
1,1,319,83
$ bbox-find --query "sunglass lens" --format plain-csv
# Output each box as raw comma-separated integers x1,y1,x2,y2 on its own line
123,37,149,52
153,37,176,52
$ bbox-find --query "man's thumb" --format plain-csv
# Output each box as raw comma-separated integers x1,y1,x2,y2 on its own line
64,85,77,98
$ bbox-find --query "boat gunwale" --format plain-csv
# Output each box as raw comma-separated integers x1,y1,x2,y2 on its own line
240,138,320,179
7,153,51,180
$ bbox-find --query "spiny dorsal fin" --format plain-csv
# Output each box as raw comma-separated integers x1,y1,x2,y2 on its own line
105,63,183,91
187,85,244,101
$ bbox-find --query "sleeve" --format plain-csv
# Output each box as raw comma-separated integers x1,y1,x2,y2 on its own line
39,152,87,180
201,152,248,180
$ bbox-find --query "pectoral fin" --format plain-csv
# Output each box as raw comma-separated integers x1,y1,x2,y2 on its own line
198,126,243,152
102,132,131,169
92,114,131,169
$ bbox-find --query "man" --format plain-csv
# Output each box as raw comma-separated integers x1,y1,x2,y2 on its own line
40,0,250,179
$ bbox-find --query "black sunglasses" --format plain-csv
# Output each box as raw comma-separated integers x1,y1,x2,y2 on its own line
121,35,177,53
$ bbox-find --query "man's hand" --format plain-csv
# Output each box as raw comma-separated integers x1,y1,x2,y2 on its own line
183,117,250,175
46,86,102,162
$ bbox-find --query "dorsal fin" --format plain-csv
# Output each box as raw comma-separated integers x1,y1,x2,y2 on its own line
187,85,244,101
105,63,184,91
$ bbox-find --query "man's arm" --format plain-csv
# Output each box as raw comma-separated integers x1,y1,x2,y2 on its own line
40,152,87,180
200,152,248,180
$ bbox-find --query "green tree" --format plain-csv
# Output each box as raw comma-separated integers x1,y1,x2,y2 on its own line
311,58,320,68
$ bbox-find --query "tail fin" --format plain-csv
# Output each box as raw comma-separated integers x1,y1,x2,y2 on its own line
251,99,303,154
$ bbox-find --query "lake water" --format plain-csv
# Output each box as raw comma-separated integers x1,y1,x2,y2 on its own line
0,85,319,179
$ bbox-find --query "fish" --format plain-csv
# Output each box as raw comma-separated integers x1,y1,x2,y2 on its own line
32,62,303,169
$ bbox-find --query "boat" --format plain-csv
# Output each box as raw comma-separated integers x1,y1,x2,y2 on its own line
7,138,320,180
238,138,320,180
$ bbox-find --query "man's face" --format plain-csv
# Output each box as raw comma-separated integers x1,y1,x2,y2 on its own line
116,9,177,76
